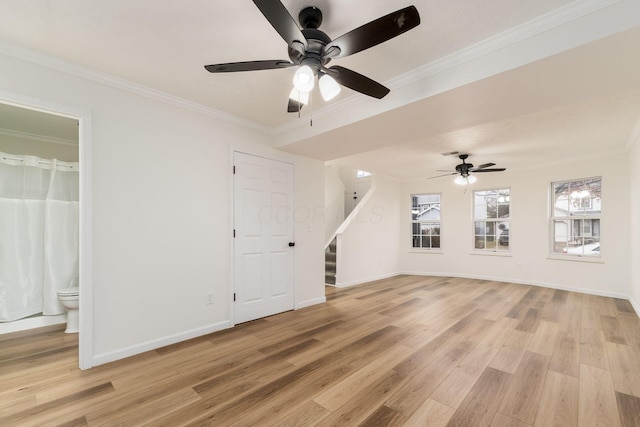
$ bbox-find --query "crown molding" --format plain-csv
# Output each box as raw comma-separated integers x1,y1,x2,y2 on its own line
273,0,622,137
0,0,624,142
387,0,621,90
0,127,78,147
0,41,273,136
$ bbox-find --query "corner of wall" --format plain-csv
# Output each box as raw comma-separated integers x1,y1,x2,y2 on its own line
630,296,640,318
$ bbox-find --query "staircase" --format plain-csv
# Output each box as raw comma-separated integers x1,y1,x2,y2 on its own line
325,238,337,285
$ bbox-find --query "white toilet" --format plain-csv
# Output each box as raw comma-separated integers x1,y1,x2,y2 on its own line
57,287,79,333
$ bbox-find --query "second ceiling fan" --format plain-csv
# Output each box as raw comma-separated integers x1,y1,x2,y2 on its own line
429,154,506,185
204,0,421,112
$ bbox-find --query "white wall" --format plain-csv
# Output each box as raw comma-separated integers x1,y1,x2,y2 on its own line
292,156,326,308
401,153,631,298
0,51,325,365
0,133,78,161
630,134,640,313
324,165,345,244
334,165,372,217
335,176,402,287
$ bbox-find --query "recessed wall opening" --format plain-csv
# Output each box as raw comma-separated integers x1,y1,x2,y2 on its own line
0,96,91,369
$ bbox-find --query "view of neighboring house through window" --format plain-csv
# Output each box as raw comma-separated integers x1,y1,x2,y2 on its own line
551,177,601,257
474,188,510,252
411,194,441,249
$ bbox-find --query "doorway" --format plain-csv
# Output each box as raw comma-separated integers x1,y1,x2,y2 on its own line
0,92,92,369
233,152,295,324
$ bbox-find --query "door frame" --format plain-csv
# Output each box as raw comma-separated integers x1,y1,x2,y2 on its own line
0,89,93,370
229,149,296,326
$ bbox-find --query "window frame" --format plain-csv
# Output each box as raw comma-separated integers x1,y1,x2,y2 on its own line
410,193,442,251
472,187,511,254
549,177,602,260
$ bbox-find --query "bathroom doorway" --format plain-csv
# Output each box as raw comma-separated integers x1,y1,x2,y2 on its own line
0,93,92,369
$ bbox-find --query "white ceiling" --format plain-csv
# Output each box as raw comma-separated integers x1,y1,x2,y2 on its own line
1,0,639,180
0,103,78,144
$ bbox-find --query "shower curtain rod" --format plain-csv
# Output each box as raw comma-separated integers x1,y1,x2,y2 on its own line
0,153,78,170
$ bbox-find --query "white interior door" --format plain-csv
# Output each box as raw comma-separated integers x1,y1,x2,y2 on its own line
233,152,295,324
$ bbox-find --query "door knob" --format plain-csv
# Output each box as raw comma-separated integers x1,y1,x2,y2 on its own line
288,242,295,247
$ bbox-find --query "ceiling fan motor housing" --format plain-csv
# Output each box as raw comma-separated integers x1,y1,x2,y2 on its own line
288,7,332,72
456,154,472,176
299,6,322,29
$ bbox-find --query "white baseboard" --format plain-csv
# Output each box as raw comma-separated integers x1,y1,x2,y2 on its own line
296,296,326,310
92,320,233,367
401,271,632,300
0,314,66,335
335,271,402,289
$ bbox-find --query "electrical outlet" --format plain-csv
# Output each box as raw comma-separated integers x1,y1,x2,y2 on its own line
206,292,214,305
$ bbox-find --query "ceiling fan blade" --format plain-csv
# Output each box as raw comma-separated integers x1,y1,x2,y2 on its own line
287,98,304,113
471,163,496,170
472,168,506,173
436,169,456,172
324,6,420,59
328,66,390,99
427,172,457,180
253,0,308,53
205,60,294,73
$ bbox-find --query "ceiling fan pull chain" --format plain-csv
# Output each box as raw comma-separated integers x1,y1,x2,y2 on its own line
309,91,313,126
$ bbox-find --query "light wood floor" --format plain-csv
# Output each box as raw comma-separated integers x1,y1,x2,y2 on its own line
2,275,640,426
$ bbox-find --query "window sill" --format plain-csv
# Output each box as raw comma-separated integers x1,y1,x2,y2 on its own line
470,251,512,257
409,249,444,254
547,255,604,264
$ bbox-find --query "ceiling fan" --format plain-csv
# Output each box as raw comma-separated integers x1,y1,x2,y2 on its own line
204,0,420,113
428,154,506,185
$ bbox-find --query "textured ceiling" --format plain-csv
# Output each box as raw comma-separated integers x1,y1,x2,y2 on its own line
0,103,78,144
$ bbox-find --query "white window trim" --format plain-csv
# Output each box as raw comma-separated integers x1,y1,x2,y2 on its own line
472,187,511,255
549,176,602,261
410,193,442,251
470,251,513,257
547,254,604,263
409,249,445,254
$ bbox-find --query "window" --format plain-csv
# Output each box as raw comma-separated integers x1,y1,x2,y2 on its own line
411,194,441,249
474,188,510,252
551,177,601,257
356,169,372,178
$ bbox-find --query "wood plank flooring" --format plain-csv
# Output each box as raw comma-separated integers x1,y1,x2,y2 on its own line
1,275,640,426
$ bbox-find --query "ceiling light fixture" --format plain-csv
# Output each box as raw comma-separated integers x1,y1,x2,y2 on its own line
292,65,315,92
454,174,477,185
288,87,309,105
319,73,341,101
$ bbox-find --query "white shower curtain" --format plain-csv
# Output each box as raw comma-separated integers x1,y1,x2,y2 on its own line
0,152,79,322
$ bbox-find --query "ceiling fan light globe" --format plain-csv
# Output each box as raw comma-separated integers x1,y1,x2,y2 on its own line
293,65,315,92
454,175,467,185
319,74,341,101
467,174,478,184
288,87,309,105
